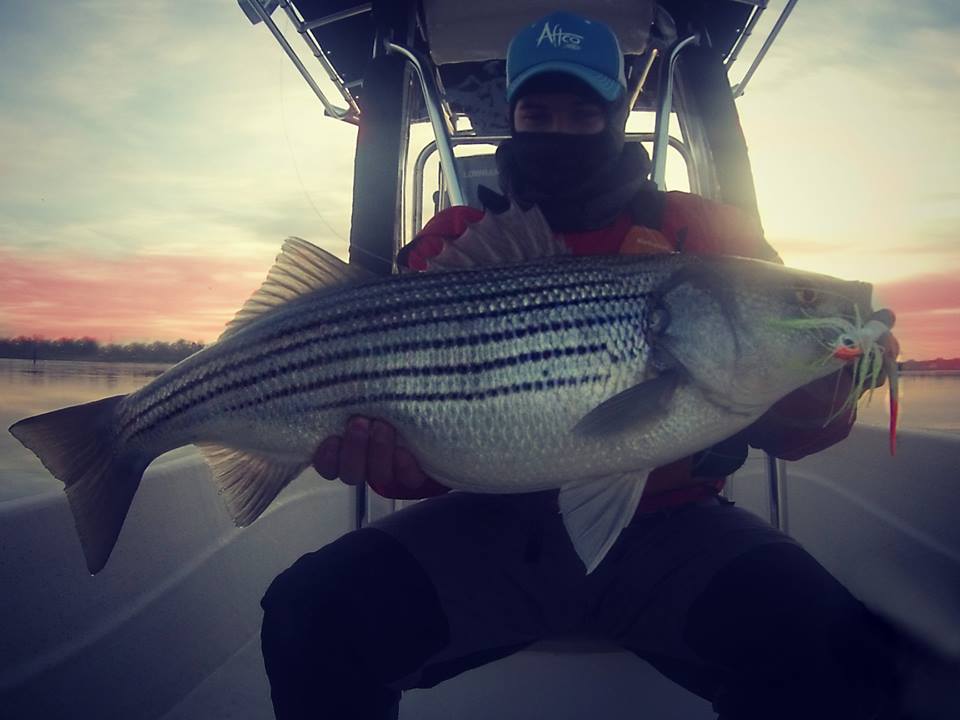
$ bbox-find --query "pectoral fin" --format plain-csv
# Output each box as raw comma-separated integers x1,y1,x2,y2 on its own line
572,372,680,438
558,471,650,574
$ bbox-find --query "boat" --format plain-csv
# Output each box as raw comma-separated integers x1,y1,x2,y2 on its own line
2,1,957,717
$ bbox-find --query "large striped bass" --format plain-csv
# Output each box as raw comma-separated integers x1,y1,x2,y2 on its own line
9,206,895,575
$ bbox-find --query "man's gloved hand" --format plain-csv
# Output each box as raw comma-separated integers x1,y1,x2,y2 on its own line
864,329,900,393
313,417,451,500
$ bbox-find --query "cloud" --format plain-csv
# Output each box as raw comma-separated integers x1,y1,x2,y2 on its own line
870,219,960,256
0,0,357,261
921,191,960,203
873,272,960,360
765,238,845,255
745,0,960,93
736,0,960,291
874,273,960,314
0,246,274,343
890,311,960,361
0,2,362,347
884,242,960,256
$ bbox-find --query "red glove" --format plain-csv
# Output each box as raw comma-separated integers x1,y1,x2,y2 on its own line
398,206,485,270
745,369,857,461
313,417,451,500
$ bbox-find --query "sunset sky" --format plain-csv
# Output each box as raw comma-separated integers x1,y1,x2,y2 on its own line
0,1,957,359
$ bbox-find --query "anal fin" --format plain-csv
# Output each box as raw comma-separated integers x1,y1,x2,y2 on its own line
558,470,651,574
196,444,308,526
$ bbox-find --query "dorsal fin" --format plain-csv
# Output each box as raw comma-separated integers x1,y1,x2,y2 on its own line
220,237,373,341
425,203,568,271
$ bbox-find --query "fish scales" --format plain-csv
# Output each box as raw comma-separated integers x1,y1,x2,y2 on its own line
119,282,653,468
124,258,637,425
119,291,625,444
117,259,656,448
131,255,623,404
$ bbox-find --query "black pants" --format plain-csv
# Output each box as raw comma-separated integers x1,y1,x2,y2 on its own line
261,496,904,719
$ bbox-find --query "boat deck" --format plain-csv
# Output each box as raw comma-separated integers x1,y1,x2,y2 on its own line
161,633,715,719
2,426,958,719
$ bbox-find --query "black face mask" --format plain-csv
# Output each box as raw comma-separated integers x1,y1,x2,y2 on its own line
495,134,653,233
502,131,625,197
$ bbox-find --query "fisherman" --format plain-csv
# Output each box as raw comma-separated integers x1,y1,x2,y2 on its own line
261,12,903,719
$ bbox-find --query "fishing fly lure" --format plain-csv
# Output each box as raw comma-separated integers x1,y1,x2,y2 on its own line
773,308,899,454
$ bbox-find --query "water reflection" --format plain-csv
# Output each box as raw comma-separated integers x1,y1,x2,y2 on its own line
1,359,170,501
856,372,960,435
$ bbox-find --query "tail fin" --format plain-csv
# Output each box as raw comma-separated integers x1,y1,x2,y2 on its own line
9,395,148,574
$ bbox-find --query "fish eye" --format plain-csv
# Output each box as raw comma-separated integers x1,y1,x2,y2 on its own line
794,287,820,306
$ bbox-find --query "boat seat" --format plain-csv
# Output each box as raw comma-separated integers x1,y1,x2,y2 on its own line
449,152,502,211
527,633,625,654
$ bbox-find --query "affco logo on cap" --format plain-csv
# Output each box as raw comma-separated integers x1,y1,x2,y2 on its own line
536,21,583,51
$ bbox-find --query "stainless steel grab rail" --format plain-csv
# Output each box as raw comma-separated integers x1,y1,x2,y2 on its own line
651,33,699,190
410,133,696,234
385,42,466,209
732,0,799,98
239,0,360,120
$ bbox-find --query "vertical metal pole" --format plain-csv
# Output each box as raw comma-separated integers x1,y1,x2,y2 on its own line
766,452,787,531
356,481,368,530
385,41,465,207
651,34,700,189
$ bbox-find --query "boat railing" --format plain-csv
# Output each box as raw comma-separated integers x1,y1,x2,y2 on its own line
730,0,800,98
238,0,798,206
385,41,465,207
238,0,361,121
409,133,696,234
651,32,699,188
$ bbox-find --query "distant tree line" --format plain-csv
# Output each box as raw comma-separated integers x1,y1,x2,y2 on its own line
899,357,960,372
0,336,205,363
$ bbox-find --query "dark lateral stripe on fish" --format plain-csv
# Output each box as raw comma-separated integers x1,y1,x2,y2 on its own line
122,292,648,438
136,274,629,405
123,340,617,443
120,299,639,440
290,372,609,414
185,346,610,423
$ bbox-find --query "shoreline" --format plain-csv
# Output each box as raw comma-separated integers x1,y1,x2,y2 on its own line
3,356,960,374
0,356,179,366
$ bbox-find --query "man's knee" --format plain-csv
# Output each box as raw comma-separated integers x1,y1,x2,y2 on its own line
684,542,863,662
683,542,902,719
261,527,450,683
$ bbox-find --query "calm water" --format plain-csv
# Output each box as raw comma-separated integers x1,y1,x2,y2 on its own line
1,358,958,502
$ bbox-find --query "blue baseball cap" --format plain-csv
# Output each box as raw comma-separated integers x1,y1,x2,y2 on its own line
506,11,626,103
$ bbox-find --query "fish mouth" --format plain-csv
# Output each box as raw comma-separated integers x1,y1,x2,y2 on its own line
770,307,899,439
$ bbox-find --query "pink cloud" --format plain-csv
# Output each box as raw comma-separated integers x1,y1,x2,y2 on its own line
873,273,960,314
874,272,960,360
887,311,960,361
0,248,268,343
2,249,957,361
